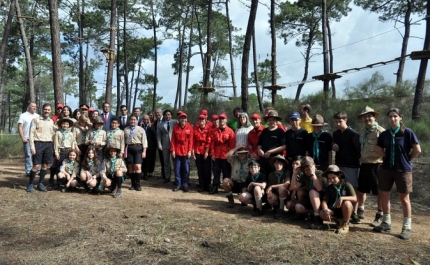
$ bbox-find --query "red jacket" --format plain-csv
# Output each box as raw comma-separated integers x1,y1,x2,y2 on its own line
170,123,194,156
193,125,210,155
247,125,265,158
210,126,235,159
194,120,213,131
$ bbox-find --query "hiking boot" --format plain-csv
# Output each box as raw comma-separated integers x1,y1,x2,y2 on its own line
357,208,365,219
26,184,34,193
37,183,47,192
399,228,411,240
335,221,349,234
373,222,392,232
262,203,272,211
308,216,324,230
226,194,234,208
350,214,361,224
209,186,218,194
274,209,285,219
370,213,383,227
251,209,264,217
113,189,123,198
291,213,306,221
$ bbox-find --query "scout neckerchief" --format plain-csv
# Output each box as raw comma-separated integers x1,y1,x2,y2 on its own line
238,159,248,182
312,130,323,162
60,129,69,146
274,170,284,184
92,128,101,142
251,172,260,182
110,156,118,174
66,159,75,174
129,126,136,143
362,122,378,148
389,124,401,167
108,128,120,144
88,160,94,174
332,184,343,208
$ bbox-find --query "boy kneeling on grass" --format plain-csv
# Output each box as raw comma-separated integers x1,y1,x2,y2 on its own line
238,160,267,217
101,147,128,198
320,165,357,234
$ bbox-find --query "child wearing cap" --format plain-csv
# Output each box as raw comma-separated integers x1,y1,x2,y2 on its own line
285,112,308,167
305,114,333,171
224,145,252,207
247,113,265,160
193,114,212,192
101,147,128,198
266,155,291,218
320,165,356,234
239,160,267,216
86,116,107,164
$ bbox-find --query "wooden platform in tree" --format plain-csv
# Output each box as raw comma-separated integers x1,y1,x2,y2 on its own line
410,50,430,60
198,87,215,93
312,73,342,81
263,85,286,91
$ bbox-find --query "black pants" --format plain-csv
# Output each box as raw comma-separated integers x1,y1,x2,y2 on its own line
195,153,211,188
158,149,165,177
143,148,156,175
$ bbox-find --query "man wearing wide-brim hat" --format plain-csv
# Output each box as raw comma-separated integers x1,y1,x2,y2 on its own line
85,116,107,164
355,106,385,227
292,156,328,229
266,154,291,218
305,114,332,172
223,145,252,207
257,110,286,175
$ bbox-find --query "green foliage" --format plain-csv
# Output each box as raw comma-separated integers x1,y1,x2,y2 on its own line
0,134,22,157
354,0,426,23
249,59,281,97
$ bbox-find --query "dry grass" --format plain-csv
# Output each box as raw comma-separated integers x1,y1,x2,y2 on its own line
1,159,430,265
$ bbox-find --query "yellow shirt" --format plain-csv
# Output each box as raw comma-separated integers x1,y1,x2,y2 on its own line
300,118,313,133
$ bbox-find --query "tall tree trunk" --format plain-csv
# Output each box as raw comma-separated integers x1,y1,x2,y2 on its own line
85,40,90,102
123,0,130,110
412,0,430,120
48,0,64,105
211,53,218,88
105,0,116,104
397,0,413,85
321,0,329,100
129,63,136,110
16,0,35,104
225,0,237,97
252,28,263,112
151,0,158,111
202,0,213,101
270,0,277,106
78,0,85,105
326,16,336,98
194,9,205,71
117,14,122,110
294,30,314,102
184,0,195,107
241,0,259,113
133,60,141,111
0,0,16,131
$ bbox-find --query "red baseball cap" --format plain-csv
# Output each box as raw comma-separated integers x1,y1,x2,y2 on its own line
219,113,227,119
177,110,184,117
178,112,187,118
211,114,219,121
251,113,261,120
200,109,208,116
89,107,95,112
198,114,206,120
56,103,64,109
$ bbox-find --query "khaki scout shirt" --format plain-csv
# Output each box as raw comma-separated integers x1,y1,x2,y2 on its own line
29,116,56,150
124,126,148,148
72,124,90,145
60,159,80,179
85,128,107,148
102,157,127,176
54,129,77,156
80,159,102,176
106,128,125,154
359,125,385,164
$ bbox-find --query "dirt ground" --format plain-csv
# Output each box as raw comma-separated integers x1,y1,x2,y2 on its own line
0,159,429,265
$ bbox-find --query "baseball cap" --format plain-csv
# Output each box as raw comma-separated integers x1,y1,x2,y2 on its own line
219,113,227,119
198,114,206,119
56,103,64,109
211,114,219,121
251,113,261,120
289,111,300,120
200,109,208,116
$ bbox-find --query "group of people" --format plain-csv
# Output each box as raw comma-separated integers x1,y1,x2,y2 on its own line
17,102,420,239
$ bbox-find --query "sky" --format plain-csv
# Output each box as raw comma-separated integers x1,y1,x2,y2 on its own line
89,1,429,109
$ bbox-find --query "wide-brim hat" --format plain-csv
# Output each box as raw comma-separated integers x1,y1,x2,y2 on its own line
269,154,289,167
357,106,380,120
92,116,104,125
310,114,328,126
57,117,74,127
300,156,315,168
322,165,346,179
263,110,282,121
236,147,249,155
107,146,121,153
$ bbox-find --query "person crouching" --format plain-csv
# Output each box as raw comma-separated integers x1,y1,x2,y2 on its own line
239,160,267,217
102,147,127,198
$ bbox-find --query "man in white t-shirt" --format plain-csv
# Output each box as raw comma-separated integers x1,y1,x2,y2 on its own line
18,102,39,176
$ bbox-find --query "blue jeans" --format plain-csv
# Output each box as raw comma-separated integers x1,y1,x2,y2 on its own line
174,155,190,188
23,141,33,175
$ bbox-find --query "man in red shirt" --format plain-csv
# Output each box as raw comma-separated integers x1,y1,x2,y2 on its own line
247,113,265,160
171,112,194,192
209,113,235,194
51,103,63,124
192,114,212,192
